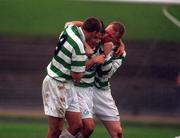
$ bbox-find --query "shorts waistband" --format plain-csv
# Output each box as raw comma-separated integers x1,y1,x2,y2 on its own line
47,74,64,83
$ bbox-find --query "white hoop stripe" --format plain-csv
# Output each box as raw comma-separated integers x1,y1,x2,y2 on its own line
162,6,180,28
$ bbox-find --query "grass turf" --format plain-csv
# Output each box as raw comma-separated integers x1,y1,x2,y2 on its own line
0,116,180,138
0,0,180,42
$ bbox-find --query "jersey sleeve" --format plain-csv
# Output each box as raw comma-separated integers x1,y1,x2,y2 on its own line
64,24,87,73
98,51,126,79
71,48,87,73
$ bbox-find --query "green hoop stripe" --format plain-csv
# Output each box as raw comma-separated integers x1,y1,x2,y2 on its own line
50,64,71,80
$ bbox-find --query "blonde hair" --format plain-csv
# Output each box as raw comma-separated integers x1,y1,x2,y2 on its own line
110,21,125,38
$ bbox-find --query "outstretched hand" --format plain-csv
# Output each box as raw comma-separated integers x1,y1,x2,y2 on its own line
93,54,106,64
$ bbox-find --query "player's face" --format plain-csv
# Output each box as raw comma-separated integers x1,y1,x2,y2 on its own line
102,25,119,44
88,32,102,48
91,32,102,45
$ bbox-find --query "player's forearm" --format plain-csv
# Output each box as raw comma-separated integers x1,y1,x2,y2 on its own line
85,58,96,70
100,66,113,79
111,59,123,73
100,57,122,79
65,21,83,27
85,54,105,70
99,57,113,79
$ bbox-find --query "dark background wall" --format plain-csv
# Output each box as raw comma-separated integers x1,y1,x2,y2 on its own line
0,36,180,116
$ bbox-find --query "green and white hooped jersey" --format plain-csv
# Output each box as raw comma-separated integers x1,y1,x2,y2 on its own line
77,46,100,88
47,24,87,82
95,49,126,90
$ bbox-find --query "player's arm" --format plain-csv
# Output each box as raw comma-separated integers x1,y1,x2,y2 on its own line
65,21,83,27
71,53,106,83
111,51,126,74
65,21,94,57
71,39,87,84
109,40,126,75
113,40,125,57
98,50,126,79
85,54,105,70
102,42,114,57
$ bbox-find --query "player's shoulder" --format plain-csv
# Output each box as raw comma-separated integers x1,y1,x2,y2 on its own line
65,23,79,31
65,23,82,39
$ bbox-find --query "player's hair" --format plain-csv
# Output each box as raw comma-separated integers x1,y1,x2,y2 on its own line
82,17,102,32
110,21,125,38
100,20,105,33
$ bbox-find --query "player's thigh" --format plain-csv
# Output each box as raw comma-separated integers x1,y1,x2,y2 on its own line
42,76,67,118
65,111,82,135
65,111,82,126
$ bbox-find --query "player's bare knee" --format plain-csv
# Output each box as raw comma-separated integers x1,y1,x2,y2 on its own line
70,122,83,133
111,127,123,138
117,127,123,138
48,128,61,138
119,127,123,133
83,123,94,134
117,132,122,138
87,126,94,134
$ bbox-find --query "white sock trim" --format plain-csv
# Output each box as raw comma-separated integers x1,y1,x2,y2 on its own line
59,129,75,138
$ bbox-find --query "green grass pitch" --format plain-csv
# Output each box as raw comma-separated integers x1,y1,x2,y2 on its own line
0,0,180,42
0,116,180,138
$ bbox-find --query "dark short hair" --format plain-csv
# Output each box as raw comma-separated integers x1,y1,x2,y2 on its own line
110,21,125,38
100,20,105,33
82,17,101,32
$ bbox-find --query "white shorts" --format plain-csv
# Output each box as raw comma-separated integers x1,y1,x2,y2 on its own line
75,86,94,119
42,75,80,118
93,87,120,121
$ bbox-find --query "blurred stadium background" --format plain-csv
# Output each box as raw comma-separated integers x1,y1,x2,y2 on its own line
0,0,180,137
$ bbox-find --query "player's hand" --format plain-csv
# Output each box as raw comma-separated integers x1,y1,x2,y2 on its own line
102,42,113,57
114,40,125,57
92,54,106,64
